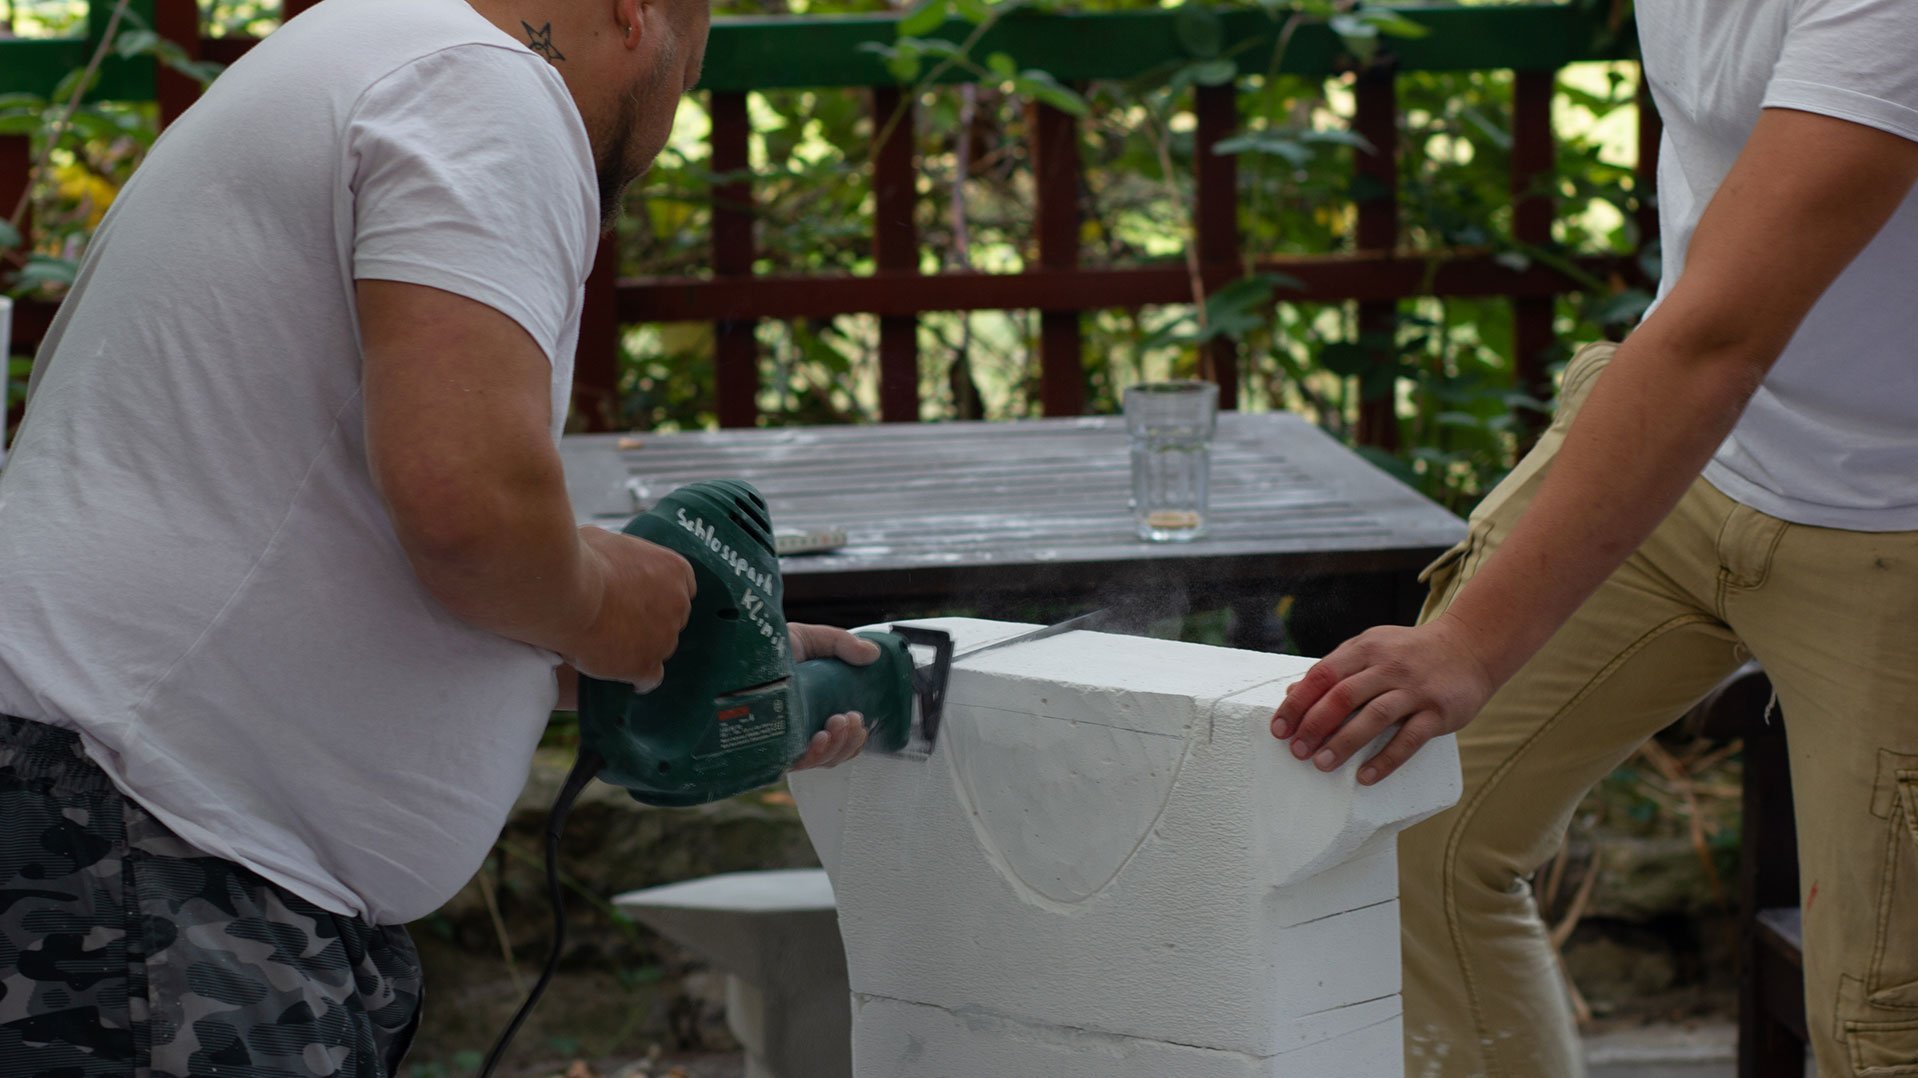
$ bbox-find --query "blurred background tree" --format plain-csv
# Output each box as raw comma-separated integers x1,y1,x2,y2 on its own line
3,0,1654,515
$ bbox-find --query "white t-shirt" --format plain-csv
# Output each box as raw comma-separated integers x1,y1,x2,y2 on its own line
1638,0,1918,530
0,0,598,923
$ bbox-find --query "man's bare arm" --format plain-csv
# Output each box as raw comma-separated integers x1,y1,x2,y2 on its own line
1274,108,1918,783
359,280,692,686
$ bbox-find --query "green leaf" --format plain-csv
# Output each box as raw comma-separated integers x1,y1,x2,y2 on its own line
1303,128,1376,154
0,114,42,136
1358,9,1431,40
914,38,965,60
986,51,1017,79
1329,14,1379,40
0,220,20,253
1206,274,1280,313
112,28,160,58
1189,58,1237,86
898,0,947,38
1329,14,1379,63
1014,71,1089,116
16,256,78,292
952,0,994,25
51,66,102,108
0,94,46,112
1138,312,1201,352
1174,3,1224,59
1213,131,1311,165
63,110,125,142
1459,104,1514,151
1167,58,1234,94
1587,289,1652,326
861,41,923,81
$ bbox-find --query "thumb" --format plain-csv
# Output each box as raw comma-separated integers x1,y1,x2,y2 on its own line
837,632,883,666
790,623,882,665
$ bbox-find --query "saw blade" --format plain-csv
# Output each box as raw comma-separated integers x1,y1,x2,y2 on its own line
889,612,1111,754
947,609,1112,665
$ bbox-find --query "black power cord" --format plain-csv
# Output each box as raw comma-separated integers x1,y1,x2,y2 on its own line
478,748,605,1078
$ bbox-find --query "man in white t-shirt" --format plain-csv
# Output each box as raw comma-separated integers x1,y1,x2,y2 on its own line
0,0,871,1073
1271,1,1918,1074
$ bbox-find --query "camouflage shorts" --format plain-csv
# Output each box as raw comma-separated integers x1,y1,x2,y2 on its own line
0,714,423,1077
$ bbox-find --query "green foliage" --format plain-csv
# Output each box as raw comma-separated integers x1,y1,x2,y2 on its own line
2,0,1655,515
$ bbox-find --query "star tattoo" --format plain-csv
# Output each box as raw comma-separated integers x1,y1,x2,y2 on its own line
522,20,565,62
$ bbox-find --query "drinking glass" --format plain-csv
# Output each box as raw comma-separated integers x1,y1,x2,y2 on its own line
1124,380,1218,542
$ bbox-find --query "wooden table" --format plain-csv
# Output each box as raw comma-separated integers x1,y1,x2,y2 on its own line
561,414,1465,653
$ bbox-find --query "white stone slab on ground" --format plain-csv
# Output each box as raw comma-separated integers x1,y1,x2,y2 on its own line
790,617,1464,1078
616,870,850,1078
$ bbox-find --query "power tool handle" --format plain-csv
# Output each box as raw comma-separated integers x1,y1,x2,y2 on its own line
790,630,916,755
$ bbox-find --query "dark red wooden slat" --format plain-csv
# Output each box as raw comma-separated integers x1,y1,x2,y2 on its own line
871,86,919,423
153,0,202,128
201,38,252,64
1353,66,1400,451
709,90,758,428
1032,99,1084,417
1194,83,1240,409
617,254,1633,323
1511,69,1557,439
573,233,621,431
1,134,28,253
281,0,322,20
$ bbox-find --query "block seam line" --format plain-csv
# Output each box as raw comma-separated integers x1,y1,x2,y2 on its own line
850,992,1402,1060
954,702,1194,738
1300,991,1399,1019
1285,894,1395,931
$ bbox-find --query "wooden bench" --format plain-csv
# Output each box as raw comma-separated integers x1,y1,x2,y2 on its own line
1689,664,1807,1076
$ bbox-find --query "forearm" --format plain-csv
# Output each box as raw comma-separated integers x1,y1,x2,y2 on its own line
1442,317,1765,686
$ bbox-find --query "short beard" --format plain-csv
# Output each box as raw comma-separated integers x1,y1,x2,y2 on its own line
595,90,638,232
594,38,675,231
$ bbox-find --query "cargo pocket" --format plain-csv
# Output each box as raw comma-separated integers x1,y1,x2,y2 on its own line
1415,533,1477,626
1462,341,1616,536
1550,340,1618,435
1846,1017,1918,1076
1865,759,1918,1011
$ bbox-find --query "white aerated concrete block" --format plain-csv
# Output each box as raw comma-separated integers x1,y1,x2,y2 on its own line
789,617,1462,1077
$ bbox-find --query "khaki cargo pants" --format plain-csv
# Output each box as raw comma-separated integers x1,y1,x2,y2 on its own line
1401,341,1918,1077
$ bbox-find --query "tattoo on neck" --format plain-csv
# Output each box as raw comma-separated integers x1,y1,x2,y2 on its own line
522,20,566,62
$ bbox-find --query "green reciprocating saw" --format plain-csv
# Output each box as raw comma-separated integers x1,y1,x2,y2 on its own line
482,478,957,1078
576,478,956,806
483,479,1105,1078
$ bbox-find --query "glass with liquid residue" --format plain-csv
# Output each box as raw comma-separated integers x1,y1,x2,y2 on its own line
1124,380,1218,542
